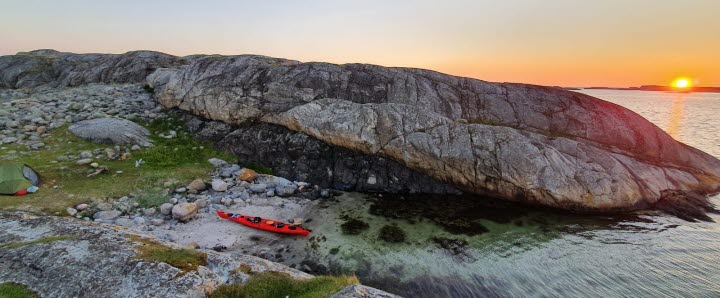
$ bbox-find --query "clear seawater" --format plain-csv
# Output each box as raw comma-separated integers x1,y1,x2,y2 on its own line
275,90,720,298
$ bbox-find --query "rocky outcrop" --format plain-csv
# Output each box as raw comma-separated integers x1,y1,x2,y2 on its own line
2,50,720,214
0,49,179,89
145,54,720,212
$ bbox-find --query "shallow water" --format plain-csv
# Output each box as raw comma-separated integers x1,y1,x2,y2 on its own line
278,90,720,297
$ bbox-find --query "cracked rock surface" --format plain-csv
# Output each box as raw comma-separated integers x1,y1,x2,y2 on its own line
2,50,720,212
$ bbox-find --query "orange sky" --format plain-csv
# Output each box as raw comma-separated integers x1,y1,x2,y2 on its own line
1,0,718,87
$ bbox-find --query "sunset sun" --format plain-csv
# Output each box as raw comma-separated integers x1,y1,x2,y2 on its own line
673,78,692,89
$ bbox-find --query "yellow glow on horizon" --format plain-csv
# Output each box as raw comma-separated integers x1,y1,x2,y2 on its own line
673,78,692,89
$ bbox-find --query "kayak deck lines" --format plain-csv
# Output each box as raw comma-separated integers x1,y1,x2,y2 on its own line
216,210,310,236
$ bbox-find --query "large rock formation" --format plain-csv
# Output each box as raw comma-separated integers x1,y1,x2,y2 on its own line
2,50,720,215
145,55,720,213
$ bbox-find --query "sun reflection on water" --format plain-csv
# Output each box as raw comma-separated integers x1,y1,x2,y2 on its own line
667,94,686,140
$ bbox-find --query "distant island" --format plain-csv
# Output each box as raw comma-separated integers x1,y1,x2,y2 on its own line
579,85,720,93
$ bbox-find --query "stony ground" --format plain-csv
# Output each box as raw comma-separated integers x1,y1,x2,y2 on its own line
0,83,399,297
0,84,161,151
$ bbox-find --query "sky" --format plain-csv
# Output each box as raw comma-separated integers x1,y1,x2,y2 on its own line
1,0,719,87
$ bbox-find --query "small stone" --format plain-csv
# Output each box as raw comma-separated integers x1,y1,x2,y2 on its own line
320,189,331,198
175,187,187,193
195,198,208,208
36,126,47,134
249,183,267,193
94,210,121,221
187,179,206,191
208,158,228,167
150,218,165,226
276,184,298,197
76,158,93,165
130,145,141,151
237,168,258,182
66,207,78,216
76,203,89,211
79,150,93,159
143,208,157,217
160,203,173,215
115,218,134,226
90,162,99,168
96,202,113,211
172,203,198,222
212,179,228,192
1,137,18,144
133,217,147,225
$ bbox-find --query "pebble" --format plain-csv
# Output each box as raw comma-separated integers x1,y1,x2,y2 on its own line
160,203,173,215
94,210,121,221
80,150,93,159
76,203,89,211
143,207,157,217
96,202,113,211
66,207,78,216
150,218,165,226
187,179,206,191
115,218,134,226
195,198,208,208
212,179,228,192
249,183,267,193
208,158,228,167
171,203,198,222
76,158,93,165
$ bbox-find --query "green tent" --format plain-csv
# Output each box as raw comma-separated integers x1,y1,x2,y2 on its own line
0,163,40,195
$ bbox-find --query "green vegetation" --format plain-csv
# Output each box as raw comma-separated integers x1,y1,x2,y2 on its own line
0,117,234,212
1,235,79,249
138,117,235,169
340,218,370,235
142,84,155,94
128,235,207,273
243,161,273,175
378,225,406,243
0,283,39,298
211,272,358,298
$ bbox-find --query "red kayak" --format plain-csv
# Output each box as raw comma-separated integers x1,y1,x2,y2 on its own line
216,210,310,236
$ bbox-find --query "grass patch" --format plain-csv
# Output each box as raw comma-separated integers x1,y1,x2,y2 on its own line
0,117,234,213
137,117,235,169
243,161,273,175
212,272,358,298
128,235,207,273
1,235,79,249
0,283,39,298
